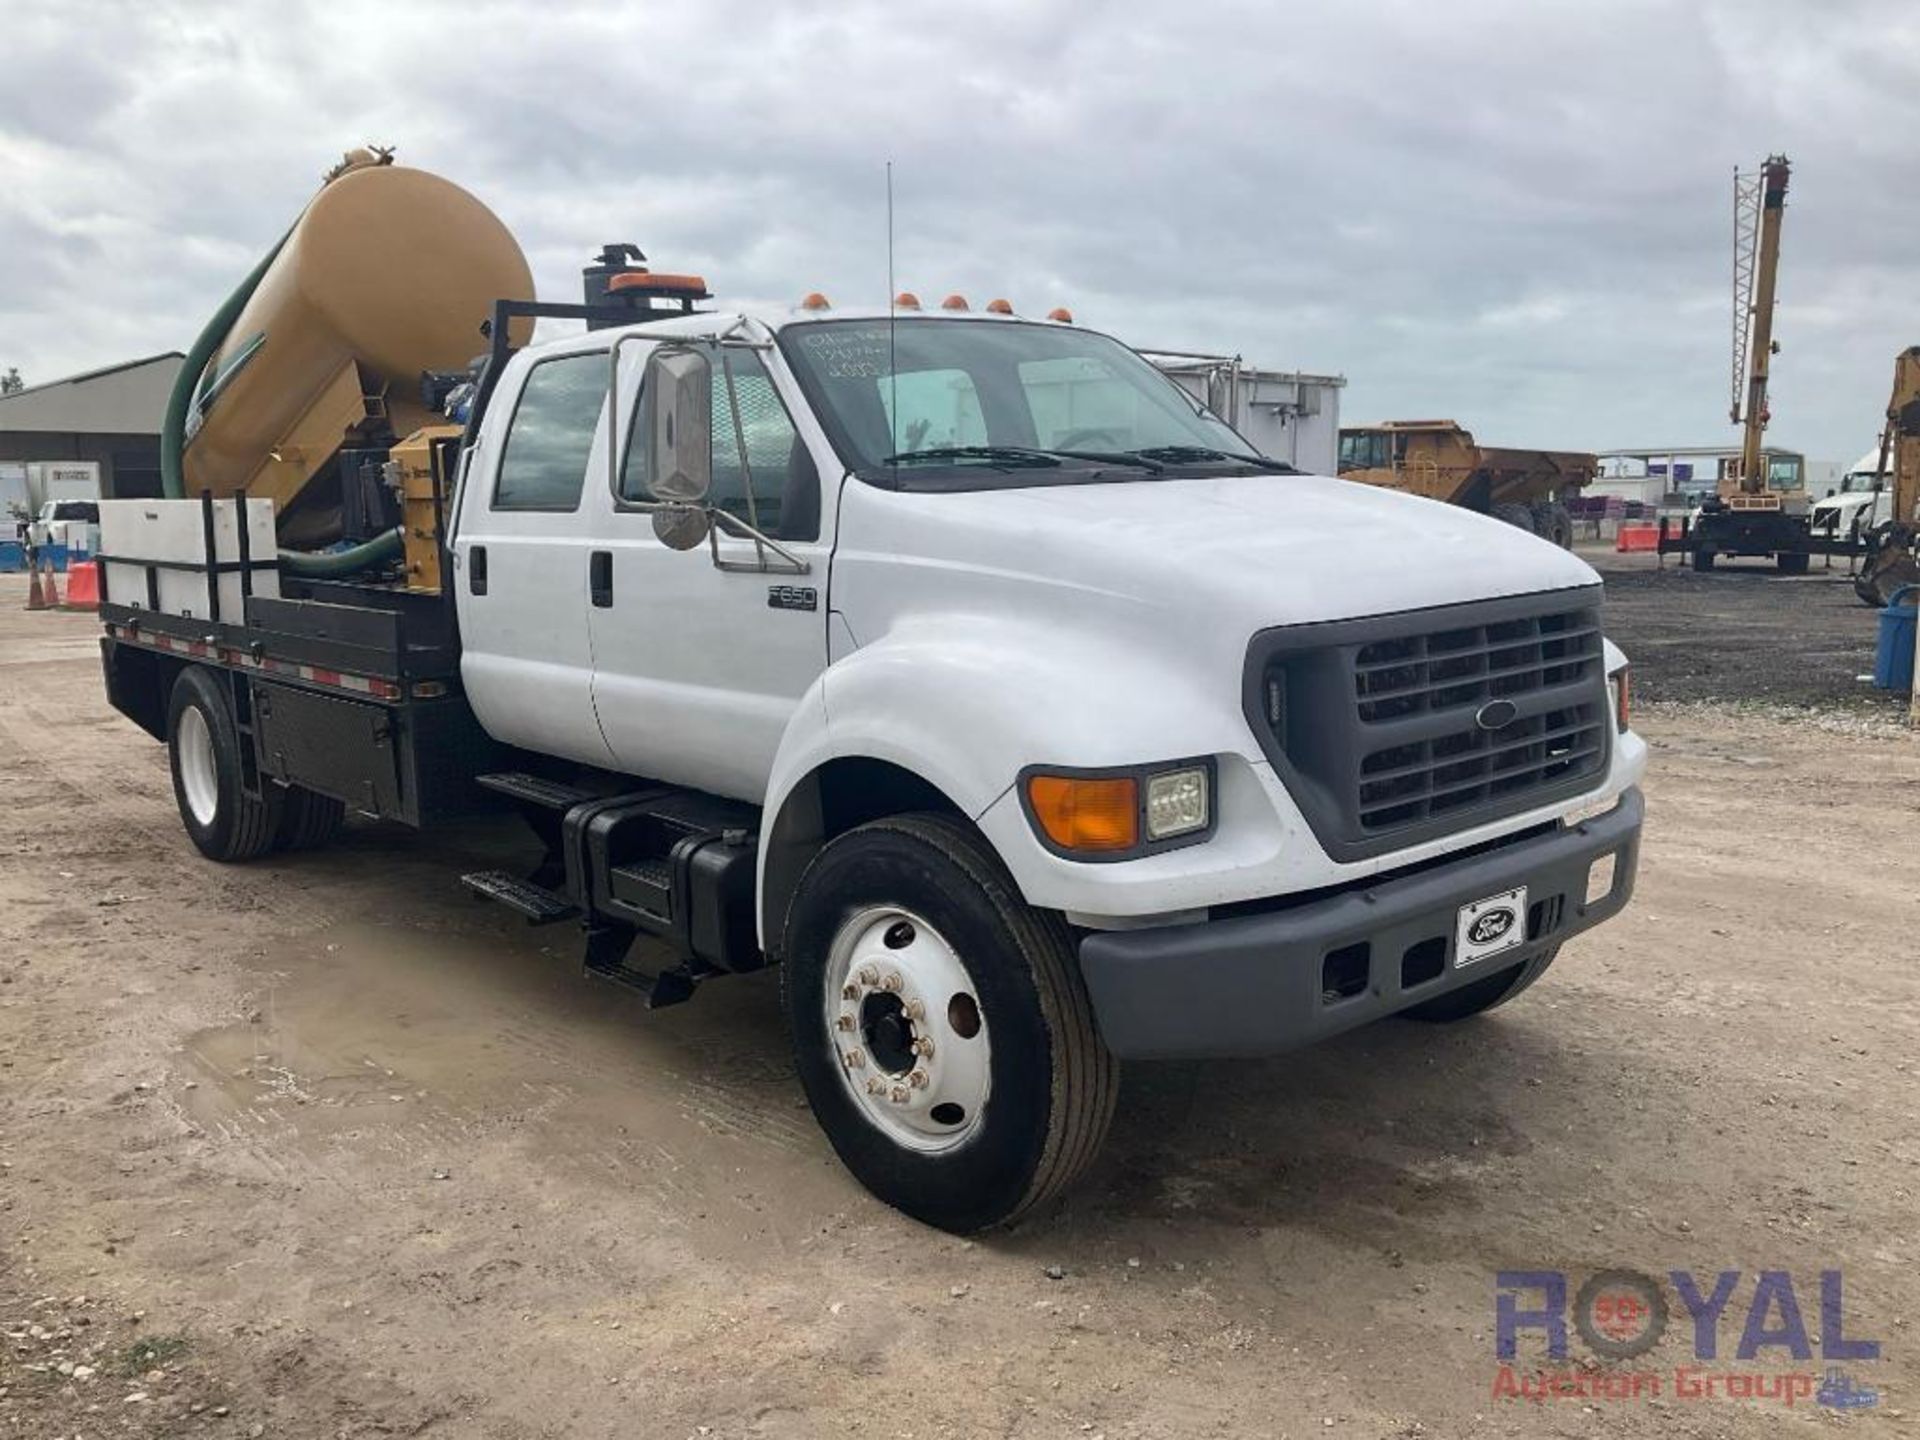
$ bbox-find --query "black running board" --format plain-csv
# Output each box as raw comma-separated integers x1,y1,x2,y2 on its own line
460,869,580,926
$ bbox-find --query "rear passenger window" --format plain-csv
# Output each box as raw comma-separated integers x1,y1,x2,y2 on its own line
493,352,608,510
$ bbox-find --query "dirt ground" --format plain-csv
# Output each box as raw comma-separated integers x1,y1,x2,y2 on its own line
1584,543,1908,712
2,571,1916,1439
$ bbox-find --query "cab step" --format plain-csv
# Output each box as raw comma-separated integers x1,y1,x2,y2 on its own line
476,771,600,812
583,923,698,1008
460,869,580,925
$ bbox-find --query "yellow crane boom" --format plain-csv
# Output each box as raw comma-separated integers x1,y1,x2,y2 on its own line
1729,155,1790,502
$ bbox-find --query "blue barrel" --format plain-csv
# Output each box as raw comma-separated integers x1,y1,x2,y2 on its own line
1875,585,1919,691
0,540,23,572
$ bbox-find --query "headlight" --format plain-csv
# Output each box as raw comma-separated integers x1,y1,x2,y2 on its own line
1145,766,1210,840
1022,760,1215,859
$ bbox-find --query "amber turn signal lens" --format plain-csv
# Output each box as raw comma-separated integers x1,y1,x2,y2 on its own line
1026,774,1139,853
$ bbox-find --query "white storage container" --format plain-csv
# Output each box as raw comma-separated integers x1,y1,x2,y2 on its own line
98,498,280,621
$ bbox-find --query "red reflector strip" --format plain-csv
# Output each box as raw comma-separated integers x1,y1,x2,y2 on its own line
107,625,400,701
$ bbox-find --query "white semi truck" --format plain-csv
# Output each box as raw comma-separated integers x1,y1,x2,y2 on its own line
98,156,1644,1232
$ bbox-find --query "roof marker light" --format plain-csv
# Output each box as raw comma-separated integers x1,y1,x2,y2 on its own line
894,291,921,310
800,291,832,310
1047,306,1074,323
940,293,970,311
985,298,1013,315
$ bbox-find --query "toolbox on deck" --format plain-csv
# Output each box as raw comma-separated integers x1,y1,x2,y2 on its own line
98,495,281,622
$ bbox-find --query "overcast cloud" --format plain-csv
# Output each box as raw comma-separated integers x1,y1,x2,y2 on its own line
3,0,1916,463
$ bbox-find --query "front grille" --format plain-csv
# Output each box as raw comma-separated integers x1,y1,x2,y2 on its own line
1244,589,1611,862
1352,607,1605,832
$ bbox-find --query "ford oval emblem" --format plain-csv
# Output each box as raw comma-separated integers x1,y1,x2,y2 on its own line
1468,908,1517,945
1475,699,1519,732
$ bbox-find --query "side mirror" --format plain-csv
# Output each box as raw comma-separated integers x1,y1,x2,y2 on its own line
640,346,713,504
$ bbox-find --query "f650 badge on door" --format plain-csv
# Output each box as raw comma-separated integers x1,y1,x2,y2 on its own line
767,585,818,612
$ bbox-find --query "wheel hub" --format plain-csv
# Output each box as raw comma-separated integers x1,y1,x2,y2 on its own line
176,705,219,827
859,992,917,1075
824,906,991,1153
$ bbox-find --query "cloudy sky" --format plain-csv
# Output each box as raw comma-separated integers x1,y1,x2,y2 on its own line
4,0,1916,465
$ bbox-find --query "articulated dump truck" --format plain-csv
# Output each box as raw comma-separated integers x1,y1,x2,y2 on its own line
1337,420,1596,549
96,149,1645,1231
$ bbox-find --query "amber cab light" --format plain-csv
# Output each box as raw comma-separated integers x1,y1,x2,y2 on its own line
1026,774,1139,853
1614,667,1631,731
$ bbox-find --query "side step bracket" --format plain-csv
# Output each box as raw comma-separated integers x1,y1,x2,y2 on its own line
460,869,580,926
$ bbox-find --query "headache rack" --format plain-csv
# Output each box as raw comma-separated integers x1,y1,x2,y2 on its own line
1244,588,1612,863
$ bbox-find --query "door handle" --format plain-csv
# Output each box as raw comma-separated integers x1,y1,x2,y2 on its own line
469,545,488,596
590,550,613,608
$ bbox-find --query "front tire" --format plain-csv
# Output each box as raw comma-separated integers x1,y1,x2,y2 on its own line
1402,945,1559,1022
1492,501,1535,534
1531,500,1575,549
167,667,280,862
781,813,1118,1232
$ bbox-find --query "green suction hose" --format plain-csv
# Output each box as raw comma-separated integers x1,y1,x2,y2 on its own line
160,225,409,582
279,527,405,577
160,235,287,500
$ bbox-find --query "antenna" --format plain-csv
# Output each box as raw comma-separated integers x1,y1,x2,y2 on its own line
887,159,898,470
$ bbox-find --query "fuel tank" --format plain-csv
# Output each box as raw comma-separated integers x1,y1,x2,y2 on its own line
183,150,533,544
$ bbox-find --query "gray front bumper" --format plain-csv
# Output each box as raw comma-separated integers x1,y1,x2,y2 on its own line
1078,787,1643,1059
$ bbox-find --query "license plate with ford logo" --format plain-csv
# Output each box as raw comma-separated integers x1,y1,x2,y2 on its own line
1455,886,1528,967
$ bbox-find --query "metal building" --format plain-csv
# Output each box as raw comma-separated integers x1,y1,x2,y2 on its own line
0,353,184,501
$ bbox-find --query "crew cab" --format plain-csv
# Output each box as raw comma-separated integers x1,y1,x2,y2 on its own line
102,290,1645,1232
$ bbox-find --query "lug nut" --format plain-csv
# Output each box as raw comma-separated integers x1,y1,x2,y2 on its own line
843,1050,866,1070
904,999,926,1021
881,971,903,992
866,1076,886,1095
911,1037,934,1058
857,965,879,986
909,1070,929,1089
842,984,859,1001
890,1085,910,1104
835,1014,855,1031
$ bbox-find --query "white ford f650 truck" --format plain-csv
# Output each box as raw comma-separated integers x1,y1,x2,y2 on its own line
98,188,1642,1231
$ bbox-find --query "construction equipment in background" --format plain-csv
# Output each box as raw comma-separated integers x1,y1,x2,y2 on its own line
1854,345,1920,607
1660,154,1819,572
1335,420,1594,548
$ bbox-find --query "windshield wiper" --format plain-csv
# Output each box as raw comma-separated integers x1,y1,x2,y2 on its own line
1130,445,1300,473
883,445,1058,468
881,444,1164,472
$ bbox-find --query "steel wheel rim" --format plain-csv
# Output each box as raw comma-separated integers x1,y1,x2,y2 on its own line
177,704,219,827
823,905,990,1154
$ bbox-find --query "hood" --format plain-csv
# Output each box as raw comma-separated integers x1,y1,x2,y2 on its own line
837,472,1600,636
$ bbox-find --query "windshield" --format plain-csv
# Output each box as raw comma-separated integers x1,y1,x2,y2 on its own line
777,318,1263,486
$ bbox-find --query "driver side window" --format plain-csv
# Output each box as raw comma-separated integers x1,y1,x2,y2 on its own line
620,345,819,541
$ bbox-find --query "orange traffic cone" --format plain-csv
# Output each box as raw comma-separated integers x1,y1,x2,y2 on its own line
39,563,59,608
26,566,48,610
63,560,99,611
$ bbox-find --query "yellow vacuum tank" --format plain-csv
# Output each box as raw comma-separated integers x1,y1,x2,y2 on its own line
183,150,533,544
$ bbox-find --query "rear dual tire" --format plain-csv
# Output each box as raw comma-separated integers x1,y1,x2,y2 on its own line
168,668,280,863
167,668,345,861
782,813,1118,1233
